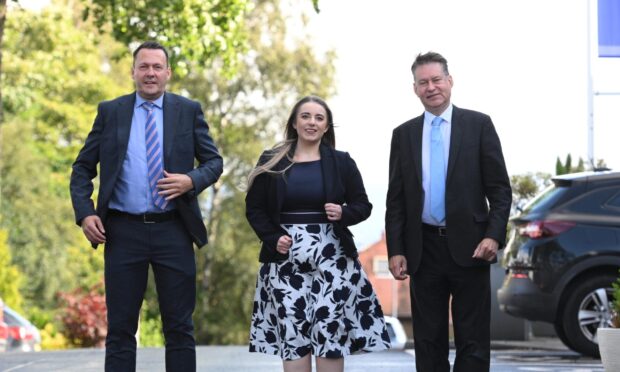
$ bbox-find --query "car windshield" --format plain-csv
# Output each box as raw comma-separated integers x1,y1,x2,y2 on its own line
521,184,570,214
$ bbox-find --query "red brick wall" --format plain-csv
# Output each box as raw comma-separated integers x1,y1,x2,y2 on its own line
358,233,411,319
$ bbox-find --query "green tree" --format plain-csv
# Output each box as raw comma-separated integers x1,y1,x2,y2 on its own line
82,0,252,77
177,0,335,344
555,157,565,176
511,172,552,213
0,228,24,311
565,154,572,173
0,119,71,306
0,0,18,123
0,5,129,310
555,153,587,175
81,0,321,77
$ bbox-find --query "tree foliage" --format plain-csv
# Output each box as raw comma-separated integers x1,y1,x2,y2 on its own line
510,172,552,214
0,0,19,123
0,228,24,311
82,0,252,77
555,153,588,175
0,5,128,310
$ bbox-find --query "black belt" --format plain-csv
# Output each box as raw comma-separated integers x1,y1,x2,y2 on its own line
108,209,178,224
422,223,447,237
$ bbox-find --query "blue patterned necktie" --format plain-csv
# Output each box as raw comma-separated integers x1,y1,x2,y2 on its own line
143,102,167,209
430,116,445,224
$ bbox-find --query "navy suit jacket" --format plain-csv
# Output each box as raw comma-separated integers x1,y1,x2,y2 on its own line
70,92,223,247
245,144,371,262
385,106,512,272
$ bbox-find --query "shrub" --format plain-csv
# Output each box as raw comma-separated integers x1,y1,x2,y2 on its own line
139,313,164,347
58,282,107,347
40,322,68,350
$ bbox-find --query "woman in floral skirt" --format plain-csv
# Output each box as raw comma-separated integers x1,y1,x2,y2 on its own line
245,96,391,372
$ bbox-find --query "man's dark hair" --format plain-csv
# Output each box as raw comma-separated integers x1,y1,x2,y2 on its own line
411,51,449,79
133,41,169,66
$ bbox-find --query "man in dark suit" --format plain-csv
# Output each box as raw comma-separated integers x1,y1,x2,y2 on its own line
70,41,222,372
385,52,511,371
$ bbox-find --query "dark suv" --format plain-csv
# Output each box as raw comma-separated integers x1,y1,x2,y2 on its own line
497,171,620,357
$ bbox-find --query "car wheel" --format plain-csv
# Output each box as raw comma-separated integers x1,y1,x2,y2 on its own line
560,275,616,358
553,318,574,351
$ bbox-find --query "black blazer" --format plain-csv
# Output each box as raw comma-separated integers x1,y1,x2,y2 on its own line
385,106,512,272
70,92,223,247
245,144,372,262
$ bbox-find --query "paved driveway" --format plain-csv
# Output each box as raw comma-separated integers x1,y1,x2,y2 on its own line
0,346,604,372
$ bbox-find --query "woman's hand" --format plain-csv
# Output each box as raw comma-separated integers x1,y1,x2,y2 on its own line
276,235,292,254
324,203,343,221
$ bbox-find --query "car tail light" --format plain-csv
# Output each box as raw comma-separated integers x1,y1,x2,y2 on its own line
8,326,26,340
510,272,529,279
518,220,576,239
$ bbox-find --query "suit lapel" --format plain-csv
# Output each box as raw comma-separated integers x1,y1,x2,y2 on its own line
275,150,293,214
163,92,180,168
409,116,424,185
447,106,463,183
116,94,135,172
319,144,336,201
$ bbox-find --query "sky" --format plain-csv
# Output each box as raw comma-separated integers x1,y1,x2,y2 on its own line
20,0,620,249
300,0,620,248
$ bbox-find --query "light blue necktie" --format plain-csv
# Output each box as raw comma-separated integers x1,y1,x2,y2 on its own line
430,116,445,224
143,102,167,209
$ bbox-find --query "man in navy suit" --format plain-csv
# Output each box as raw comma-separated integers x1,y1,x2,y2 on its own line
70,41,222,372
385,52,511,371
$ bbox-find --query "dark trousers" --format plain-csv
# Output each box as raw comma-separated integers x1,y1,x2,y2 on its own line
410,229,491,372
104,213,197,372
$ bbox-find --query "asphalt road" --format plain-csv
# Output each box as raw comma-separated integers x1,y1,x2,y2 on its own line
0,346,604,372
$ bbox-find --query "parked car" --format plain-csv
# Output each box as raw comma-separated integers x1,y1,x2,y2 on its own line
3,306,41,352
0,298,8,352
384,316,408,350
497,170,620,357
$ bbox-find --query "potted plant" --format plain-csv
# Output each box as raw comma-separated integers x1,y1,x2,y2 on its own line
598,271,620,371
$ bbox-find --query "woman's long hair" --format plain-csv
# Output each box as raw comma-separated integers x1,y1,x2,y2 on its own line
246,96,335,189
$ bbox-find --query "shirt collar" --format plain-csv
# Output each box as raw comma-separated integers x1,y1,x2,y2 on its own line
425,103,453,125
135,93,164,110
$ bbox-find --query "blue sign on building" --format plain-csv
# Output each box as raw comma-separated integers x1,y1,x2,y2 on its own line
598,0,620,57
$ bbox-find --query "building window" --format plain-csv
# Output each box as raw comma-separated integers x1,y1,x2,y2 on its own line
373,256,391,278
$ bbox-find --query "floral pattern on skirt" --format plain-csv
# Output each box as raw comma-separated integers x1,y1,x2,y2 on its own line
249,223,391,360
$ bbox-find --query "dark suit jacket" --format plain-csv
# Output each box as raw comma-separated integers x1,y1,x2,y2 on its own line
70,92,223,247
245,144,372,262
385,106,511,272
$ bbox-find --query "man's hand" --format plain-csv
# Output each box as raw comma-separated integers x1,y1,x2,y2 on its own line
389,255,409,280
81,215,106,244
472,237,499,261
157,171,194,200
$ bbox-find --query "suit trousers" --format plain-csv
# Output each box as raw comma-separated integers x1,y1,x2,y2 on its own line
410,228,491,372
104,213,197,372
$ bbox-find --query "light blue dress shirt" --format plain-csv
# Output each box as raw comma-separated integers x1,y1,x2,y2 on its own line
421,104,452,226
109,93,174,213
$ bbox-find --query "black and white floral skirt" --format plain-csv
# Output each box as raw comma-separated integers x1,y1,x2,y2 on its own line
249,223,391,360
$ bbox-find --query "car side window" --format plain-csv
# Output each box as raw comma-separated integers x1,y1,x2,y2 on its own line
605,190,620,211
562,186,620,215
